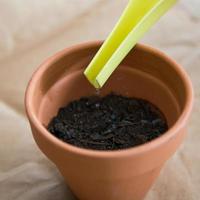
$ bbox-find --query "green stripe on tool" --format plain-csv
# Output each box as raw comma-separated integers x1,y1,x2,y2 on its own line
84,0,177,88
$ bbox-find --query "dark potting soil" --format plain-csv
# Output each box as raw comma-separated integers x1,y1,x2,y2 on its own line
48,93,168,150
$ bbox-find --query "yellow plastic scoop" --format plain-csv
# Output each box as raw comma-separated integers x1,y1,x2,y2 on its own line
84,0,177,88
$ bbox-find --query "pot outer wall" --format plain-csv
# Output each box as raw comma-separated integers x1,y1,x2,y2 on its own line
25,41,193,200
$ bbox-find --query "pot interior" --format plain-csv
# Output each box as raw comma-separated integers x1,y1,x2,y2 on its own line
30,44,187,131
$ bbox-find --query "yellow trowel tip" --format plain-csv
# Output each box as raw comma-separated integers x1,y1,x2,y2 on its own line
84,0,177,89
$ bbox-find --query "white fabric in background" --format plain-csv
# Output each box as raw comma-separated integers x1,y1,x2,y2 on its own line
0,0,99,61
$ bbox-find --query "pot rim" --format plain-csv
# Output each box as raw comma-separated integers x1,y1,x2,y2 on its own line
25,41,194,158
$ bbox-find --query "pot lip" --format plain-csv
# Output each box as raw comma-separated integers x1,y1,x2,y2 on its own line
25,41,194,158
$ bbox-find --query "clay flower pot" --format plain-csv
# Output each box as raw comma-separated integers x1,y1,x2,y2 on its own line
25,41,193,200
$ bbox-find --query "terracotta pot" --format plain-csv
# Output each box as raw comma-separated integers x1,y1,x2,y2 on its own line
25,41,193,200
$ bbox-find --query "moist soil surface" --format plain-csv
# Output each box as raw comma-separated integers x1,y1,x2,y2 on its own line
48,93,168,150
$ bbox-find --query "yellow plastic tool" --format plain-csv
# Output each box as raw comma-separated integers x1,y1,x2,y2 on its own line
84,0,177,88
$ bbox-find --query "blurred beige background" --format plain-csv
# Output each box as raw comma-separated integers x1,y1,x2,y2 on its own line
0,0,200,199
